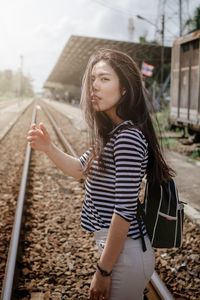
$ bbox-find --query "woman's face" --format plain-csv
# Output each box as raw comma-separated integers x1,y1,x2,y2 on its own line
90,60,123,120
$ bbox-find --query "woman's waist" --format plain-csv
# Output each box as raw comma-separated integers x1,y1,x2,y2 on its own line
94,228,150,250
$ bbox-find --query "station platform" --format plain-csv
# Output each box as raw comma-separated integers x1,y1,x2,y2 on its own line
165,150,200,225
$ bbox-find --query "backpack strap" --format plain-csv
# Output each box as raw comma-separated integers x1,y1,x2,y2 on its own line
136,200,147,252
137,199,146,220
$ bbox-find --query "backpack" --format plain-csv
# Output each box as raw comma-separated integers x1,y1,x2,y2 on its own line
136,178,185,252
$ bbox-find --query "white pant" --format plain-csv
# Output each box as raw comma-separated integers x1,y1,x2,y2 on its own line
94,229,155,300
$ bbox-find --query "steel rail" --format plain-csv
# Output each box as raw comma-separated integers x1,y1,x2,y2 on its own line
42,103,78,157
150,271,174,300
1,105,37,300
1,103,77,300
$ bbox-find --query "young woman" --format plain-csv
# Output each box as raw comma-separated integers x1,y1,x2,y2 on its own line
27,49,174,300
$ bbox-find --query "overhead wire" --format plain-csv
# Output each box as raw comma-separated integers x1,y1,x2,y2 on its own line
92,0,138,17
92,0,159,19
92,0,182,45
92,0,164,44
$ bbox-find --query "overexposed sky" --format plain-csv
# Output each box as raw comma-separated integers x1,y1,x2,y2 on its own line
0,0,199,91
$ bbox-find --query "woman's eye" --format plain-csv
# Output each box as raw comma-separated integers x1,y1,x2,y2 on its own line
101,77,109,81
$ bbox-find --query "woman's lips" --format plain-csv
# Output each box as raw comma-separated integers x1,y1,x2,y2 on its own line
91,95,101,102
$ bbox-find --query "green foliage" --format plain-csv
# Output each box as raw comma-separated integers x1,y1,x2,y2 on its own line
184,6,200,33
154,107,170,133
152,108,180,150
160,137,179,150
191,149,200,160
139,35,159,45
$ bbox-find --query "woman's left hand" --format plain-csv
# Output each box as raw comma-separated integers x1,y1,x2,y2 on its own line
89,271,111,300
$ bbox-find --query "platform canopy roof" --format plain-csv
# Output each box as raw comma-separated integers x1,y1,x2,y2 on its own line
44,35,171,89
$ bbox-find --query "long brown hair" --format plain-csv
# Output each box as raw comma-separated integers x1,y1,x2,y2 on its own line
80,48,174,183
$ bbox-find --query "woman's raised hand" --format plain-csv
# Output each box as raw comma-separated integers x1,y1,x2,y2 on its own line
27,122,52,153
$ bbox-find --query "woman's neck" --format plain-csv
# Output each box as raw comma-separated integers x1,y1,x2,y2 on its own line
105,110,124,126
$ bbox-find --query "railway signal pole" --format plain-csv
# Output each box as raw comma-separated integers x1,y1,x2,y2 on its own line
18,55,24,106
160,12,165,110
179,0,183,36
128,17,135,41
20,55,24,104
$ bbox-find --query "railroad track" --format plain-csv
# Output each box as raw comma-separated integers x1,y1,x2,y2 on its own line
2,102,94,299
1,102,177,300
2,102,173,300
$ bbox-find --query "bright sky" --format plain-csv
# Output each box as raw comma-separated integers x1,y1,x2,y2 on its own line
0,0,199,91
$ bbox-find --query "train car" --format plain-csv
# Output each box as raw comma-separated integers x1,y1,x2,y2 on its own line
170,30,200,136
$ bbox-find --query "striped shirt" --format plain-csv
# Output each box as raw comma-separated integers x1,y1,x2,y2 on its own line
79,120,148,239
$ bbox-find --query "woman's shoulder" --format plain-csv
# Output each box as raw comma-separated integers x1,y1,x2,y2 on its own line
111,127,148,159
115,126,147,146
113,127,148,158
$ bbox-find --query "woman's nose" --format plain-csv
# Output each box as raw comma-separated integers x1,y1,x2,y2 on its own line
92,78,99,91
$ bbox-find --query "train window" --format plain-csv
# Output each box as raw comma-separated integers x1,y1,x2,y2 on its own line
192,39,199,50
181,43,190,52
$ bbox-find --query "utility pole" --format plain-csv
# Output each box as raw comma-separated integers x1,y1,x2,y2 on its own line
160,0,166,110
179,0,183,36
160,14,165,105
19,55,24,105
128,17,134,41
136,3,166,110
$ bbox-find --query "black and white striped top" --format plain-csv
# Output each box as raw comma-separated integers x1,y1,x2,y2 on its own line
79,120,148,239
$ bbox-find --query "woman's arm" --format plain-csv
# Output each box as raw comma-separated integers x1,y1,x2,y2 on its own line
90,130,147,299
27,123,83,180
98,213,130,272
89,214,130,300
45,143,83,180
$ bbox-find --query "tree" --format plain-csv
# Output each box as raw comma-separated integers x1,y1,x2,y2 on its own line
0,70,34,98
139,34,159,45
184,6,200,33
